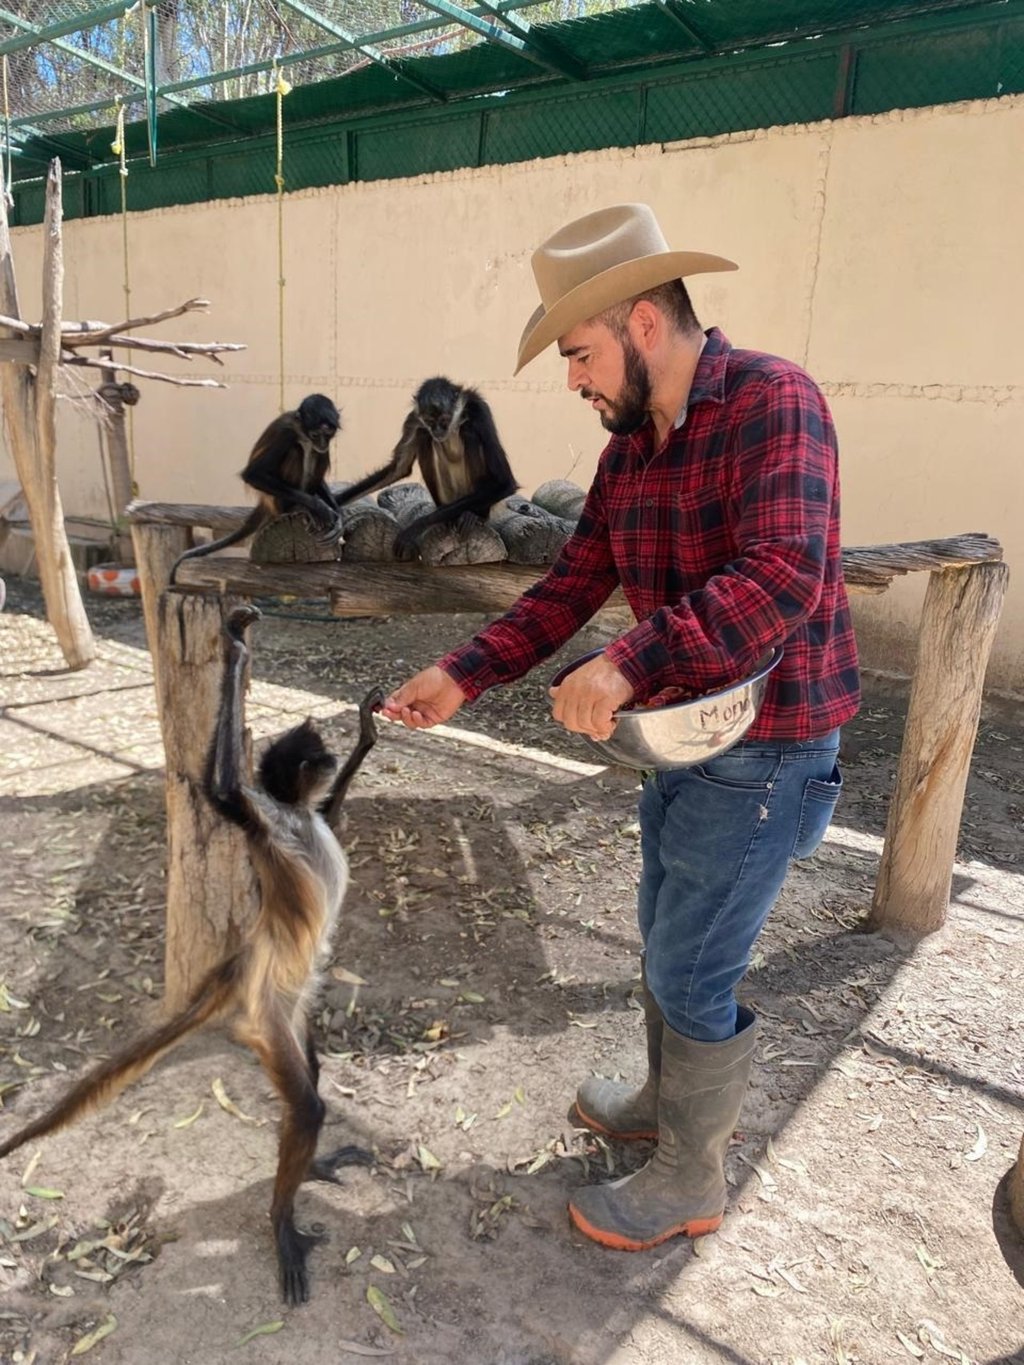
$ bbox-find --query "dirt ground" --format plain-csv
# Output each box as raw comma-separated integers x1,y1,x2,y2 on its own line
0,576,1022,1365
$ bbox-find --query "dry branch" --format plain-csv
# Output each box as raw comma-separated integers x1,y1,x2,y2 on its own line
60,352,227,387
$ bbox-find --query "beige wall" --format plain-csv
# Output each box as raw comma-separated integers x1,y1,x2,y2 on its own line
3,95,1022,690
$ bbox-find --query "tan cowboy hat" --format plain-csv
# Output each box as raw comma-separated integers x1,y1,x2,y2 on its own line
514,203,738,374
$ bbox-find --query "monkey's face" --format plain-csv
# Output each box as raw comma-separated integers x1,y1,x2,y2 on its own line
414,379,462,442
298,395,341,454
260,721,337,807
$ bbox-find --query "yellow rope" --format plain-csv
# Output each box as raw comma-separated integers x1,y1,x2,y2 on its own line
274,64,291,412
111,102,137,493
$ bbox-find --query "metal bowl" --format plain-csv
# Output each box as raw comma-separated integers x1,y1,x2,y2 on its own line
549,647,784,771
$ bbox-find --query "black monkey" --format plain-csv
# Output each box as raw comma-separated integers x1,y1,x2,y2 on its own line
169,394,342,584
0,605,383,1307
336,376,517,559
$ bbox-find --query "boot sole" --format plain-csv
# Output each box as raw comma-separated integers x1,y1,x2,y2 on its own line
571,1102,658,1143
568,1201,723,1251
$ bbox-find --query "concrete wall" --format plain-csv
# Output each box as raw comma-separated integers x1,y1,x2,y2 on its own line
3,95,1021,690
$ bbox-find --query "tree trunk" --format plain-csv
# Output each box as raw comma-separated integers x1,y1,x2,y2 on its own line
869,562,1009,935
0,159,95,670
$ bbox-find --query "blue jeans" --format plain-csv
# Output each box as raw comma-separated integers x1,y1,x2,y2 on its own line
638,730,843,1042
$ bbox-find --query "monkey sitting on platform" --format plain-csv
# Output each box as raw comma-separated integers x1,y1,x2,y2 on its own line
0,605,383,1307
335,376,518,560
169,393,342,584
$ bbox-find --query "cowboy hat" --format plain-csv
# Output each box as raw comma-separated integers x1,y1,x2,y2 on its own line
514,203,737,374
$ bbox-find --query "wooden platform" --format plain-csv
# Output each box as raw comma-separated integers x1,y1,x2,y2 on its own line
127,501,1008,1010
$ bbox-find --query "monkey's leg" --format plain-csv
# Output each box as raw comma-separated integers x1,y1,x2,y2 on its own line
300,1031,374,1184
251,1013,331,1306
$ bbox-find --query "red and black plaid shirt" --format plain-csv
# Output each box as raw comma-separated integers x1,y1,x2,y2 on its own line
440,328,860,742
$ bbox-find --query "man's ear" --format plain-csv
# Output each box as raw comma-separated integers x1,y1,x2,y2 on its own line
629,299,661,351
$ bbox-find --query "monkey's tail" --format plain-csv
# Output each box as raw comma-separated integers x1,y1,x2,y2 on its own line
168,509,265,586
0,953,244,1160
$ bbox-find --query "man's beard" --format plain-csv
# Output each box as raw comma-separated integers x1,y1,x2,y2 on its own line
585,338,652,435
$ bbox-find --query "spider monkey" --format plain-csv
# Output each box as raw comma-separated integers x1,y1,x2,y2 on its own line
169,394,342,584
0,605,383,1307
336,376,517,559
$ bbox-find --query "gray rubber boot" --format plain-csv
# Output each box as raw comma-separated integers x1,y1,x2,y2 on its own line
573,969,663,1141
568,1007,757,1250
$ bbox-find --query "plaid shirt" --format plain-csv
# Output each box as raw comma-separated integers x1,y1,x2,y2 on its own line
440,328,860,742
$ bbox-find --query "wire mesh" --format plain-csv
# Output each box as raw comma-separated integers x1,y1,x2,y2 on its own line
2,1,1020,219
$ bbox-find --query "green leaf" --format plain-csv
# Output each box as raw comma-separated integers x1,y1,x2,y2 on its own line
366,1286,404,1335
236,1320,285,1346
71,1314,118,1355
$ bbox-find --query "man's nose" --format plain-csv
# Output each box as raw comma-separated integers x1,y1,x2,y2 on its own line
567,359,586,392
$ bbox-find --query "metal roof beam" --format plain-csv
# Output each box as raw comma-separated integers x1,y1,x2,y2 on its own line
470,0,588,80
0,2,132,56
416,0,559,74
650,1,714,52
276,0,449,103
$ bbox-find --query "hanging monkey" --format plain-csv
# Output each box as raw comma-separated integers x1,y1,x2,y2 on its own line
0,605,383,1306
335,376,518,558
169,394,342,584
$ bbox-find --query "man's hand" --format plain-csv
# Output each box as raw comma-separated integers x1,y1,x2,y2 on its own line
549,654,634,741
382,666,467,730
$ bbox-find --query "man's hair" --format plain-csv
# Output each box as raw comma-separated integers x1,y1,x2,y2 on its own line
600,279,702,339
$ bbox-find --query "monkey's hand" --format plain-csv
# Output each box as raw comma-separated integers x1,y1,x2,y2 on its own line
392,524,423,562
359,686,385,725
225,604,262,645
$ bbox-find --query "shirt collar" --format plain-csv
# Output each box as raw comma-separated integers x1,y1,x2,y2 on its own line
686,326,731,408
672,333,709,429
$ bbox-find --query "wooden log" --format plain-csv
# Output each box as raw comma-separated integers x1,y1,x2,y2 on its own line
0,159,95,670
170,554,552,613
1010,1134,1024,1237
869,561,1009,936
155,589,258,1012
340,504,400,562
250,509,343,564
531,478,587,522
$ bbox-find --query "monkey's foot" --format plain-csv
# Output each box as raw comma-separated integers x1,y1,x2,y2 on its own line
225,604,262,642
276,1222,323,1307
307,1144,374,1185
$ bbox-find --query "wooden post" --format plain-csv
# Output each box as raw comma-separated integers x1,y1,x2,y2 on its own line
0,160,95,669
98,352,137,562
132,523,258,1011
869,562,1009,935
159,589,259,1011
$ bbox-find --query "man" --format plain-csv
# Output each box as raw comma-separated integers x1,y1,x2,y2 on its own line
383,203,859,1251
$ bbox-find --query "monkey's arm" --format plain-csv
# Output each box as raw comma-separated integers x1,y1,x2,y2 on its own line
205,606,272,832
320,686,384,828
334,417,420,506
244,431,338,529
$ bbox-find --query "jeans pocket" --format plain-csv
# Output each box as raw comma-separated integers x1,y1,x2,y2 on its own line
792,762,843,859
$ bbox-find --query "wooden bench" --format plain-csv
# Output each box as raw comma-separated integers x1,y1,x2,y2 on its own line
128,501,1008,1011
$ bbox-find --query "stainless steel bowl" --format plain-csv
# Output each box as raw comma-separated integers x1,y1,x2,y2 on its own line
549,647,784,771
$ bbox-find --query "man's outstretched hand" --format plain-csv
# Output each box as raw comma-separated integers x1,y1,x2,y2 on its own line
382,666,467,730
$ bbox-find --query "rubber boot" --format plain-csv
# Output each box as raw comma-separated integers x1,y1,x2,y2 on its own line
573,969,663,1141
568,1007,757,1251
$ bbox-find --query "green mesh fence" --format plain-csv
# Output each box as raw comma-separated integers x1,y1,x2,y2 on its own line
7,3,1023,223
